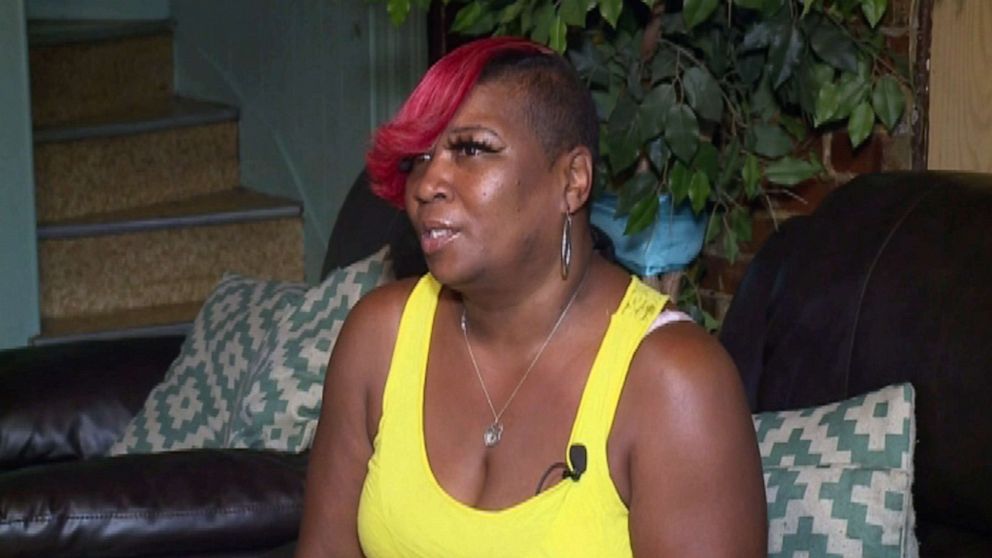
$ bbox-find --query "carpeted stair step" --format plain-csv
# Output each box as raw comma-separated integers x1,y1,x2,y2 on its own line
36,190,304,337
33,98,239,222
28,19,173,127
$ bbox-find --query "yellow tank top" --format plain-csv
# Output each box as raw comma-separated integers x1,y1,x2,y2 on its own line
357,274,668,557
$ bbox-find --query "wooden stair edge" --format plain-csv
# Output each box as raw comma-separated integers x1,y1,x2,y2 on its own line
33,97,239,144
27,19,174,47
38,189,303,240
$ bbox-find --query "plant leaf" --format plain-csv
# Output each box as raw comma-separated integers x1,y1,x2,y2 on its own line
813,81,839,126
734,0,768,11
625,190,660,235
598,0,623,28
569,40,611,87
767,23,804,89
499,0,527,24
737,51,766,85
806,14,859,73
684,0,719,30
560,0,589,26
814,72,870,126
742,153,762,199
723,224,740,262
688,170,712,214
861,0,887,28
617,172,657,216
530,2,554,44
742,21,772,51
665,104,700,163
765,156,821,186
606,92,643,171
647,137,670,172
751,122,794,158
669,161,692,205
848,101,875,148
592,87,620,120
640,83,676,138
729,205,753,243
834,72,872,120
651,46,678,81
716,137,742,189
692,142,720,183
683,67,724,122
387,0,411,26
549,14,567,52
872,75,905,130
780,114,808,141
451,2,493,34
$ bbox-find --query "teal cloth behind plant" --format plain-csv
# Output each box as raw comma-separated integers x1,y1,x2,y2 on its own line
591,193,707,276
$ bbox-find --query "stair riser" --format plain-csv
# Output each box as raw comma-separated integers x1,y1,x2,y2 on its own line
35,122,239,222
39,219,304,319
30,34,172,127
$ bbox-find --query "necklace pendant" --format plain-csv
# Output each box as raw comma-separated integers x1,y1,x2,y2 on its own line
483,422,504,448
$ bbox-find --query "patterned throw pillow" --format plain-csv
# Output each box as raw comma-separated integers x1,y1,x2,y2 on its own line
754,383,918,558
228,246,394,452
109,275,306,454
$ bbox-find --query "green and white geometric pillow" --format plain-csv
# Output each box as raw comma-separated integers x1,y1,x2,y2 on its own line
109,274,306,454
228,246,393,452
754,383,918,558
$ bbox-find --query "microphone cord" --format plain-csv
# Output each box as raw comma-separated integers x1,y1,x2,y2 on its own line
535,461,569,495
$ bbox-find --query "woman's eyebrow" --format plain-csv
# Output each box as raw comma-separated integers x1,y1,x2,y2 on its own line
447,125,500,137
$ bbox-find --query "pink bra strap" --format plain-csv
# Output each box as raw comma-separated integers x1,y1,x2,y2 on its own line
645,309,693,336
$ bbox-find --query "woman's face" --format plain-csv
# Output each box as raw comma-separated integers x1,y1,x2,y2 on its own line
404,79,564,289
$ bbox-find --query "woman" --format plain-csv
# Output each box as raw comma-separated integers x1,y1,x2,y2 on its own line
296,37,767,557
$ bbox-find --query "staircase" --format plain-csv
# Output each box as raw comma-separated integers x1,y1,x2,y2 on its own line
28,20,304,345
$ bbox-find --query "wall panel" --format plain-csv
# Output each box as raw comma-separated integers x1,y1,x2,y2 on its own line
928,0,992,172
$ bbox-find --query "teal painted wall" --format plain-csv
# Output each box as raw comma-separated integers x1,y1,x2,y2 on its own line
172,1,426,282
0,0,40,349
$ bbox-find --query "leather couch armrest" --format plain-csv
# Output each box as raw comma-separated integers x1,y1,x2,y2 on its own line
0,336,184,469
0,449,307,558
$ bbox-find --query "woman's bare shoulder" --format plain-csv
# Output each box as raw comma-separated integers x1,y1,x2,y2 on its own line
631,320,740,396
621,321,767,555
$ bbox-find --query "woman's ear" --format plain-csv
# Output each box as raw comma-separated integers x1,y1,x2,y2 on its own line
560,145,594,213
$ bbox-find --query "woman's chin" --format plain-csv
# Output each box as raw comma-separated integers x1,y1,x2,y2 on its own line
424,258,480,290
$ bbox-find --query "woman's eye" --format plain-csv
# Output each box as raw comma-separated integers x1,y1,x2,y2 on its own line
453,140,492,157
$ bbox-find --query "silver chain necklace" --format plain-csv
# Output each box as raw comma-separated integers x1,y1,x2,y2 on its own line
459,271,588,448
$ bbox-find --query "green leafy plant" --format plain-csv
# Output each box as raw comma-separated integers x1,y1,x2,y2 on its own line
374,0,909,327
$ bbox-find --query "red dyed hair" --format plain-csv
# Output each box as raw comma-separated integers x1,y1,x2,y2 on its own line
366,36,552,208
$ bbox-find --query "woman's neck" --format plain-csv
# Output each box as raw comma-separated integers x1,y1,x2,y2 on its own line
456,245,596,349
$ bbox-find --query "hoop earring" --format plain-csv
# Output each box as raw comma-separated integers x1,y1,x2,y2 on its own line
560,211,572,280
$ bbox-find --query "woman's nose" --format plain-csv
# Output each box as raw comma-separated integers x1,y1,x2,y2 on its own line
408,152,451,204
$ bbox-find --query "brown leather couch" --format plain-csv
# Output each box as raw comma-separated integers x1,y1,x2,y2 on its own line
720,171,992,556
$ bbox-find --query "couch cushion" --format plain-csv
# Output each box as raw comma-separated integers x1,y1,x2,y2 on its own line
0,336,183,469
755,383,917,557
229,246,393,452
110,275,306,454
0,449,305,557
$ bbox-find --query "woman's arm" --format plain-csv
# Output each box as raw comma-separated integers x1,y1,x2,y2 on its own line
294,282,411,558
621,322,767,556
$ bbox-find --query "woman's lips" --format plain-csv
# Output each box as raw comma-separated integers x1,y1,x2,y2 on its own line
420,227,459,255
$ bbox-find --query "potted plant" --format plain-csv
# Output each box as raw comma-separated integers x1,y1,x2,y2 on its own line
374,0,909,328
